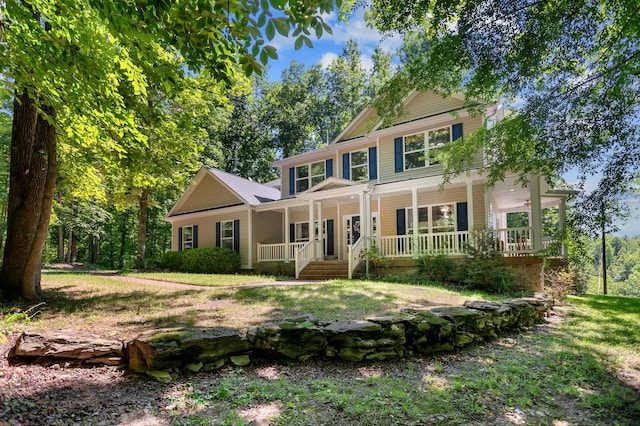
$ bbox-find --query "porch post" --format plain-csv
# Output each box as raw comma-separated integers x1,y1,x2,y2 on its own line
559,197,567,256
284,206,290,261
466,181,475,231
309,199,315,258
412,187,419,255
530,175,543,252
317,200,323,258
248,209,253,269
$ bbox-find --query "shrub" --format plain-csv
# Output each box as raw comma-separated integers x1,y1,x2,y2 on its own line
159,248,241,274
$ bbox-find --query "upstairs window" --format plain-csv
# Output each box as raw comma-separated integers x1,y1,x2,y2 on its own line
350,149,369,181
404,126,452,170
295,161,325,193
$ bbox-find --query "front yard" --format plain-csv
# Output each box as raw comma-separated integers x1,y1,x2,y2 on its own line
1,272,639,425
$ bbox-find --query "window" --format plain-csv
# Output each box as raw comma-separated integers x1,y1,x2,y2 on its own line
350,150,368,181
404,126,452,170
295,222,310,242
220,220,234,249
407,204,455,233
182,226,193,250
296,161,325,193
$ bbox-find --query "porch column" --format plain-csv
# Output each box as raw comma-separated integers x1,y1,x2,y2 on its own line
530,175,543,252
466,181,475,231
559,197,567,256
412,187,419,255
284,206,290,261
248,209,253,269
317,200,323,257
309,200,315,258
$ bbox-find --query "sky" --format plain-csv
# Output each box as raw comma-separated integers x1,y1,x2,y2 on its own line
261,6,640,238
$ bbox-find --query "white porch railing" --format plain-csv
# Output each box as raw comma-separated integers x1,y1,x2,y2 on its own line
377,231,470,258
348,236,365,279
295,240,322,279
257,242,306,262
494,227,533,256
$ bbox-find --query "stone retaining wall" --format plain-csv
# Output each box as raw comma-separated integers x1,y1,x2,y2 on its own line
9,297,552,382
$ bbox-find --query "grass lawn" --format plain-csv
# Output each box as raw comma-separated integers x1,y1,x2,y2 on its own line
1,273,638,425
15,272,499,339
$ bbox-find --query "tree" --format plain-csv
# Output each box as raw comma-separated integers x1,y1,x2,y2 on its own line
366,0,640,231
0,0,336,301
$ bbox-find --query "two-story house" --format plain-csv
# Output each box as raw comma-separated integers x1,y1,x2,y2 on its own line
166,91,572,282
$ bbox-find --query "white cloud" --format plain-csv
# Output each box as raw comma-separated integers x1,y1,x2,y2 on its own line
319,52,339,69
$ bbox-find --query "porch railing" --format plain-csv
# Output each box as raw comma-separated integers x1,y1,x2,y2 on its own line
257,242,306,262
376,231,470,258
347,236,365,279
295,240,322,279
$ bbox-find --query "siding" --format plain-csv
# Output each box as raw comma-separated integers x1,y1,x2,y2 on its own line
379,115,484,184
175,174,241,214
391,92,465,126
172,211,250,268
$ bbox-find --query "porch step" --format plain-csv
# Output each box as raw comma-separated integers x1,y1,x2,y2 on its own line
299,260,350,280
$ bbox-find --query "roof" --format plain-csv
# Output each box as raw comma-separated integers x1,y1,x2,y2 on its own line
208,168,280,205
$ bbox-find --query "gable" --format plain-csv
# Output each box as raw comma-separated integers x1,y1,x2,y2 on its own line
173,173,243,215
391,92,465,126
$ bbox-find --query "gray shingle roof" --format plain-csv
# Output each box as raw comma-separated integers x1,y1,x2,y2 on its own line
209,168,280,205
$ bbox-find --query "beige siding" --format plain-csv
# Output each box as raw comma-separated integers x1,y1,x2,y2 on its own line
379,115,484,184
392,92,465,125
176,174,242,214
172,211,250,268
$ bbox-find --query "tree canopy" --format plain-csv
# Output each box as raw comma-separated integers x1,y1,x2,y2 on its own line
366,0,640,231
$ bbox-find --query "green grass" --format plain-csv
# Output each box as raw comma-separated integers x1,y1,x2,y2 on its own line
123,271,280,286
163,294,640,425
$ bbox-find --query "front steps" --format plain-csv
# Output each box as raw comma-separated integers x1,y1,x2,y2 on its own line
298,260,350,280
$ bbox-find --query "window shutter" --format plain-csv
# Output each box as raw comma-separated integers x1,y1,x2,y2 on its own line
233,219,240,253
326,159,333,178
394,137,404,172
289,223,295,243
178,227,183,251
456,202,469,231
342,153,350,179
193,225,199,249
452,123,463,141
396,208,406,235
326,219,334,256
289,167,295,195
368,147,377,180
215,222,221,247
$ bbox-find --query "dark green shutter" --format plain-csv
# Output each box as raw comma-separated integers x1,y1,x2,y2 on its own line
193,225,199,248
342,153,350,179
368,147,377,180
452,123,463,141
289,167,295,194
233,220,240,252
456,202,468,231
394,137,404,172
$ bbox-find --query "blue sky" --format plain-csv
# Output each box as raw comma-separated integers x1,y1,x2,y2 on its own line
262,7,640,237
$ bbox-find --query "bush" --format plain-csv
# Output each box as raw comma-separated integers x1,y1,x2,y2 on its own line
159,248,241,274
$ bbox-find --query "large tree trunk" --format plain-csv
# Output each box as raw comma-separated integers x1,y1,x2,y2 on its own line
136,189,149,269
0,91,57,301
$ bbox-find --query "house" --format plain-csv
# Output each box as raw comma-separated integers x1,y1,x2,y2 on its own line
165,91,572,285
